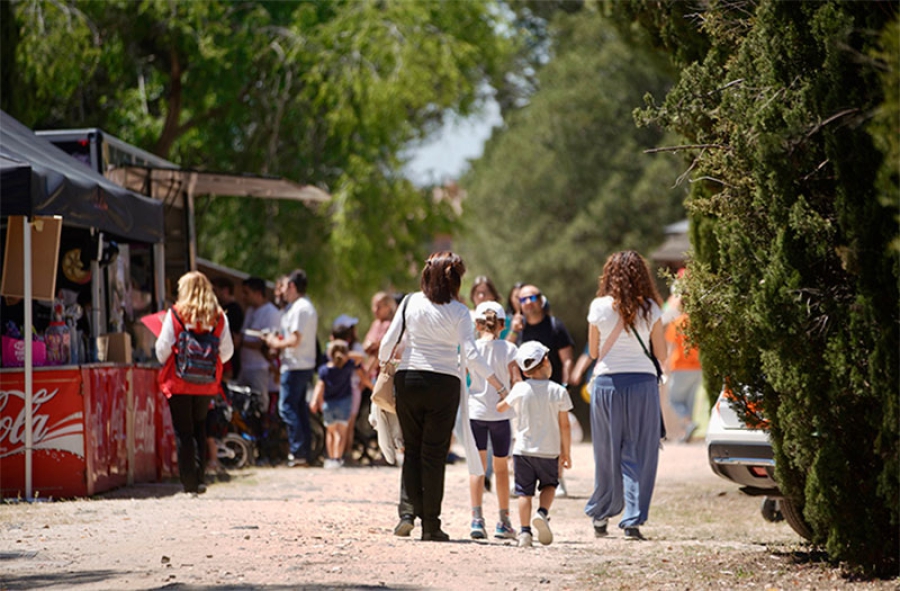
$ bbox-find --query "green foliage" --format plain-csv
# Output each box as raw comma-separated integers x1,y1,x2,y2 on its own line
5,0,515,329
459,8,686,340
629,0,899,575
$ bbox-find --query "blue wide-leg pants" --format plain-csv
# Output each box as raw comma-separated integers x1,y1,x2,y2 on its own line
584,373,660,528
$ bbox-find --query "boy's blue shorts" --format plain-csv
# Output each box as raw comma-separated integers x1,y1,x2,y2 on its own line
513,454,559,496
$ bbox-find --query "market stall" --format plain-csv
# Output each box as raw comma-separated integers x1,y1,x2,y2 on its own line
0,111,174,499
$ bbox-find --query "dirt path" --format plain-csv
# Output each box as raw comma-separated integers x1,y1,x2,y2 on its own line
1,440,895,590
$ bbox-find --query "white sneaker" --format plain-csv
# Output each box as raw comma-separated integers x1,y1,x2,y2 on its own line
517,531,533,548
532,512,553,545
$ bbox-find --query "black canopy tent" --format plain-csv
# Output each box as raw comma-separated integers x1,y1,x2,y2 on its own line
0,111,164,244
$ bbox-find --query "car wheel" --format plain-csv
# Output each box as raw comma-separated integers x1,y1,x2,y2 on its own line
780,496,813,540
760,497,784,522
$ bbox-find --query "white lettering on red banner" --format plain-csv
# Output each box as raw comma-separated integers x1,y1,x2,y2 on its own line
0,387,85,459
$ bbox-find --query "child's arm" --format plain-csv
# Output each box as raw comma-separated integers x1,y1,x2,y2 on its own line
508,361,522,385
310,379,325,413
496,398,511,413
558,410,571,469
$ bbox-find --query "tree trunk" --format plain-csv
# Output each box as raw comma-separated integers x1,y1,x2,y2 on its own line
154,47,183,159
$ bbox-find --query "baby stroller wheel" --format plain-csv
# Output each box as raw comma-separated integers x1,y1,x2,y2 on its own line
218,433,253,469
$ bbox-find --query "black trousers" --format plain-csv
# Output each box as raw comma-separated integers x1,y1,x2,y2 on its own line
168,394,213,493
395,370,460,534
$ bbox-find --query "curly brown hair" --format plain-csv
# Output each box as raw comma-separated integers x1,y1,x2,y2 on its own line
596,250,663,328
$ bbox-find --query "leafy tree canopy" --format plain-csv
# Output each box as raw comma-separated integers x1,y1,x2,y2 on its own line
459,5,686,341
4,0,517,325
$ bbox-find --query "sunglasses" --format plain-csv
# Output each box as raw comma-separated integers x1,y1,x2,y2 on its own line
519,294,541,304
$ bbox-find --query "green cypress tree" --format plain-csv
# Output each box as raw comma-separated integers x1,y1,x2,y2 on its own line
628,0,898,575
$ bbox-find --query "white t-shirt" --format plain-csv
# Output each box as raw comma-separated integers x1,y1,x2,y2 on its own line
506,379,573,458
468,339,517,421
587,296,662,377
378,292,494,380
279,296,318,372
240,301,282,372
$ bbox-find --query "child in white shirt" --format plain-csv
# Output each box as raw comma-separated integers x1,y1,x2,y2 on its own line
497,341,573,547
467,301,519,540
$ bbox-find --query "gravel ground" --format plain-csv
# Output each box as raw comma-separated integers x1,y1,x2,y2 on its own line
1,439,896,591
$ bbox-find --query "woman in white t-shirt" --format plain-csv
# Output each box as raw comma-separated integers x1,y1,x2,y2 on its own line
379,252,508,542
584,250,666,542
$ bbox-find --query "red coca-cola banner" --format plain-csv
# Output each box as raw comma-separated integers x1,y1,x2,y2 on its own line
82,367,128,495
131,368,158,483
155,384,178,479
2,365,179,499
0,369,87,498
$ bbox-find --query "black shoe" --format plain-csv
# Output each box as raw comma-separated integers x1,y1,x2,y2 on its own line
421,529,450,542
593,520,608,538
394,517,415,537
197,484,207,495
623,526,645,541
484,476,492,493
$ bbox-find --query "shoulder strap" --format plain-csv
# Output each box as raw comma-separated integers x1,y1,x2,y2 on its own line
171,307,185,329
597,318,624,362
399,294,408,339
385,295,410,361
631,325,663,379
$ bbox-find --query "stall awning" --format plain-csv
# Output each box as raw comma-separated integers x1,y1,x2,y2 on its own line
0,111,165,243
105,166,330,204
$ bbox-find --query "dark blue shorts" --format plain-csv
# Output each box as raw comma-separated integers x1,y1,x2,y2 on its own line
469,419,512,457
513,455,559,496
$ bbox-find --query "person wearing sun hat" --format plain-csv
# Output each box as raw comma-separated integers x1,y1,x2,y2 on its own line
497,341,573,548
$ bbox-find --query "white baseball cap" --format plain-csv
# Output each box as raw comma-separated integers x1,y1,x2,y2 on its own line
474,301,506,321
515,341,549,373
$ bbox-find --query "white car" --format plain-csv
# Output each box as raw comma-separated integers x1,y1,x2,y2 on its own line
705,390,812,540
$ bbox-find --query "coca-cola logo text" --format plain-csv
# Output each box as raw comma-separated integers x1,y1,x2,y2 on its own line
0,387,84,458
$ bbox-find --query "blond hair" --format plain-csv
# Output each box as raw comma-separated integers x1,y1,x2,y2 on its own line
175,271,221,328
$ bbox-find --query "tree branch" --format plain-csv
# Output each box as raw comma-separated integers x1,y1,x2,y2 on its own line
644,143,729,154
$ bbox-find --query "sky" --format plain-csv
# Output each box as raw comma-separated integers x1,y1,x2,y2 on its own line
403,99,503,187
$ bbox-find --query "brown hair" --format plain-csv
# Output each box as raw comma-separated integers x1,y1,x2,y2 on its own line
476,309,504,336
596,250,663,328
420,251,465,304
469,275,501,304
327,339,350,369
175,271,222,328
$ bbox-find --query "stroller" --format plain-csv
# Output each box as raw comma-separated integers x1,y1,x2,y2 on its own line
211,382,277,469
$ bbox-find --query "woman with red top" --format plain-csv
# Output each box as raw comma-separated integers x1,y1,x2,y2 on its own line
156,271,234,495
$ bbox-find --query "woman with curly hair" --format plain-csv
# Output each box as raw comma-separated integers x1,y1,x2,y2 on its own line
583,250,665,541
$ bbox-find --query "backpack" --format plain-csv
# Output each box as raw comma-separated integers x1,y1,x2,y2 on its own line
171,308,222,385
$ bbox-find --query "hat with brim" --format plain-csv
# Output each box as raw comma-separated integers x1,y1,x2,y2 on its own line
515,341,549,373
